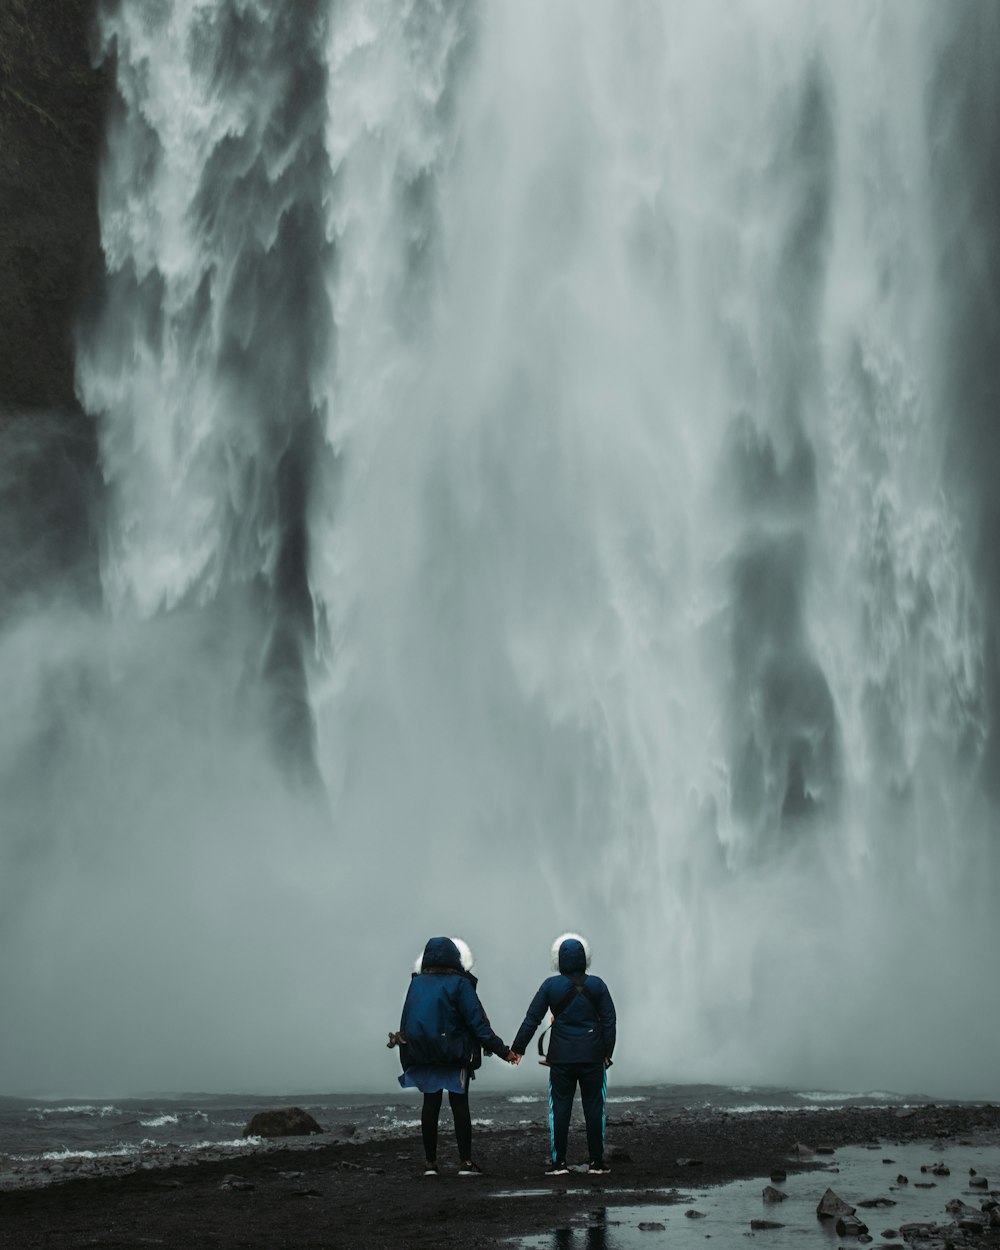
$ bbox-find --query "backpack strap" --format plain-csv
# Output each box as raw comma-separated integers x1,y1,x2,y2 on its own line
536,975,600,1062
551,973,600,1018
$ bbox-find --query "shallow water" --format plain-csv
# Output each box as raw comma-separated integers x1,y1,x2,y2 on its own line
510,1141,1000,1248
0,1084,926,1189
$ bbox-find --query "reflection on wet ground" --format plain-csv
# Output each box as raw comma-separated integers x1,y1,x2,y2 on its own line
509,1141,1000,1248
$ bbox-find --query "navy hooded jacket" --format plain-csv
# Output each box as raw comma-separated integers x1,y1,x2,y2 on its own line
511,937,616,1066
398,937,508,1071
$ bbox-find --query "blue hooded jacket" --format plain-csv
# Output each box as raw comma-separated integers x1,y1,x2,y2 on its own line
398,937,508,1071
511,937,616,1065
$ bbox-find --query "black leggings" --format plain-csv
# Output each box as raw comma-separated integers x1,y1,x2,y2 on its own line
421,1090,472,1162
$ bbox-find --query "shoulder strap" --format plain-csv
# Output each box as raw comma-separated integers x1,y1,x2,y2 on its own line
551,973,599,1018
538,975,600,1062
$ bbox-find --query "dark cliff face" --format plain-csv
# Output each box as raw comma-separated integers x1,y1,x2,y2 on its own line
0,0,107,413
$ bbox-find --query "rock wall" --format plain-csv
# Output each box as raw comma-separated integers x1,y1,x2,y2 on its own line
0,0,106,413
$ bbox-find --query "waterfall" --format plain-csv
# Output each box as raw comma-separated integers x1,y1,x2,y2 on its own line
1,0,998,1096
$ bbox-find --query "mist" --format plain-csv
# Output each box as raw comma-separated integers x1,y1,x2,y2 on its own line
2,1,999,1101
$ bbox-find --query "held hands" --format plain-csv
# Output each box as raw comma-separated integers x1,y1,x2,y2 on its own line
505,1050,521,1065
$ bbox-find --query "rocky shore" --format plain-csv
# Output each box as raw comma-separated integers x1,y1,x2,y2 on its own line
2,1102,1000,1249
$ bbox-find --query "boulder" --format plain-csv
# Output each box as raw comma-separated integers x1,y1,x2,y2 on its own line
944,1203,986,1233
791,1141,815,1157
898,1222,938,1237
750,1219,785,1230
835,1213,868,1236
762,1185,787,1203
969,1173,989,1188
817,1187,855,1220
857,1196,895,1208
959,1215,988,1234
243,1107,325,1139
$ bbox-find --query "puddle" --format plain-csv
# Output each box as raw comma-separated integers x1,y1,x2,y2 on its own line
495,1188,683,1201
508,1141,1000,1248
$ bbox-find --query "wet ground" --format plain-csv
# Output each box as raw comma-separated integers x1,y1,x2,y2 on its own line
509,1141,1000,1247
1,1097,999,1248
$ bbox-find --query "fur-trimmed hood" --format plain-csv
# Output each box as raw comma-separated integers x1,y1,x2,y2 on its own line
551,932,592,975
414,936,475,974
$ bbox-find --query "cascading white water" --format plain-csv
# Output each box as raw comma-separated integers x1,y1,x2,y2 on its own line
1,0,997,1096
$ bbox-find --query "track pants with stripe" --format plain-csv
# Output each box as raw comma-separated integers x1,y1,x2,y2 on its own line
547,1062,606,1166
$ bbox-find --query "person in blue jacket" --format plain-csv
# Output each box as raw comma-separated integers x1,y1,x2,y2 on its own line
389,936,515,1176
510,932,617,1175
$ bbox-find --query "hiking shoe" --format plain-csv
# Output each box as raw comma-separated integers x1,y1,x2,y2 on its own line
423,1163,438,1176
545,1162,570,1176
587,1162,611,1175
458,1161,483,1176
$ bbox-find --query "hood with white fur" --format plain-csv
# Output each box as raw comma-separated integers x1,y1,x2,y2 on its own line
551,932,592,974
413,936,474,974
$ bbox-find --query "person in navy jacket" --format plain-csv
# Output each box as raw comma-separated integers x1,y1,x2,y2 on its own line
510,933,617,1175
390,936,515,1175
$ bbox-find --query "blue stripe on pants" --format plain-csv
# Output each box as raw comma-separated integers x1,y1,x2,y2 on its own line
548,1062,607,1166
547,1076,557,1163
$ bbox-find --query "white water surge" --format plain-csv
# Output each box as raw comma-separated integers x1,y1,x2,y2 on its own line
1,2,997,1097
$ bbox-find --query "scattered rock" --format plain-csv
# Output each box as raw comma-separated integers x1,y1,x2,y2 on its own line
835,1213,869,1236
637,1222,665,1231
898,1222,937,1237
896,1174,909,1184
913,1181,936,1188
945,1199,979,1216
882,1158,894,1164
857,1197,895,1208
762,1185,787,1203
750,1219,785,1230
817,1187,855,1220
959,1214,988,1234
337,1123,357,1136
770,1168,787,1183
243,1108,325,1139
791,1142,815,1157
816,1144,835,1155
684,1209,706,1218
969,1174,989,1188
931,1163,950,1176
